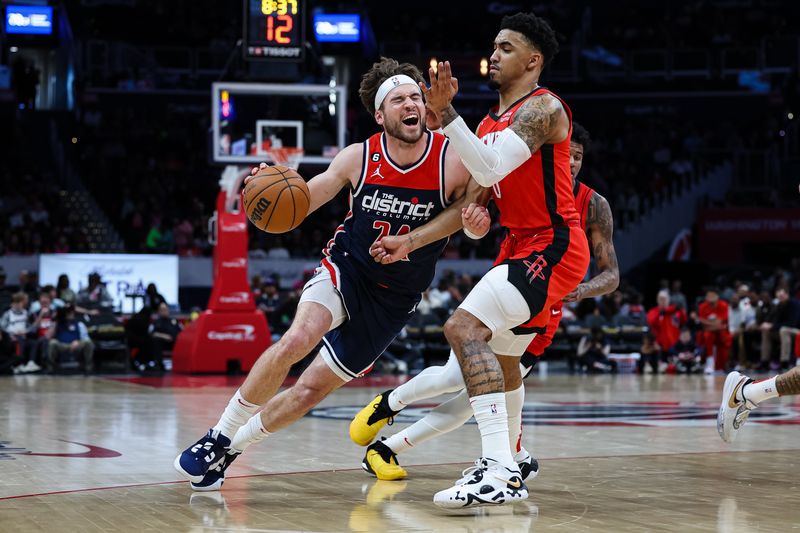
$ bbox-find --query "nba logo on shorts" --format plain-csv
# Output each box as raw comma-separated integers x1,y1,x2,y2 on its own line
491,404,497,414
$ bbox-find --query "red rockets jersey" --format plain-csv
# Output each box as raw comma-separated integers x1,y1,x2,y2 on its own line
476,87,579,233
574,180,595,231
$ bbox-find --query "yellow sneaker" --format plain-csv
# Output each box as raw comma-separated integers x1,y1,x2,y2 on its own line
361,440,408,481
349,390,399,446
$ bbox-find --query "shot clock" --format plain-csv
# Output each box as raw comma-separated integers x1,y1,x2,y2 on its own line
244,0,306,61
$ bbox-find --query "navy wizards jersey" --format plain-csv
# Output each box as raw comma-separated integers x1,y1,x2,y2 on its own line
322,131,451,295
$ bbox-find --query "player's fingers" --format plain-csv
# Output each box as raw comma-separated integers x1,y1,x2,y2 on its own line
464,202,478,218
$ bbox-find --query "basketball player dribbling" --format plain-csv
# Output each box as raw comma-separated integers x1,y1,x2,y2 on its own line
174,57,481,491
365,13,590,507
352,123,620,484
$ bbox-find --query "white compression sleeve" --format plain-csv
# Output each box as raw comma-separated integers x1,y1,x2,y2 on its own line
388,350,465,411
384,390,473,454
442,116,531,187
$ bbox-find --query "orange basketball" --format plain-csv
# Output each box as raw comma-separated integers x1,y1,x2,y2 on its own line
242,165,310,234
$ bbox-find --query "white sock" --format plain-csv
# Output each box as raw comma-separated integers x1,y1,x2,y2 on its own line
505,385,525,456
384,390,473,454
387,351,465,411
742,376,779,405
212,389,260,441
471,393,516,469
231,413,271,453
514,446,531,463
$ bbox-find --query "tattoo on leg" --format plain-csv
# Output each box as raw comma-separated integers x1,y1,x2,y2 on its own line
457,340,504,396
776,367,800,396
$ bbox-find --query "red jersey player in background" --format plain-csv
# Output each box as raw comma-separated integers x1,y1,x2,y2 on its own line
363,12,590,507
352,122,620,484
693,287,732,371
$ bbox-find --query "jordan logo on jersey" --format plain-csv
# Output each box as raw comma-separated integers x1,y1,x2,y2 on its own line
371,164,385,179
522,255,548,284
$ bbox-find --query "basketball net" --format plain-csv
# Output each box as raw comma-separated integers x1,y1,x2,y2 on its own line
264,147,304,170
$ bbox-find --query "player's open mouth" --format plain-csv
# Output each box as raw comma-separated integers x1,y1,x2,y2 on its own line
402,115,419,126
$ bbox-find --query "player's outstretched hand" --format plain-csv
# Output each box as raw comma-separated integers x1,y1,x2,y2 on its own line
563,285,585,302
425,104,442,131
419,61,458,113
462,203,490,238
244,162,268,185
370,235,412,265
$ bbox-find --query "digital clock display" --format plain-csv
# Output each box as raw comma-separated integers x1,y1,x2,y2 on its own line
244,0,305,61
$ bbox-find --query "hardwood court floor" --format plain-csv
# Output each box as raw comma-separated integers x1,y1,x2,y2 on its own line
1,373,799,532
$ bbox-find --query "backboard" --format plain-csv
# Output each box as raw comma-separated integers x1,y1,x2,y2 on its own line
211,82,346,166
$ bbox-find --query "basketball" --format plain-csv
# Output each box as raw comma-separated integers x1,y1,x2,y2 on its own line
242,165,310,233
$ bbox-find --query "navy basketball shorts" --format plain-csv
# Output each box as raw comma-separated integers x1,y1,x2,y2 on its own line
300,258,420,382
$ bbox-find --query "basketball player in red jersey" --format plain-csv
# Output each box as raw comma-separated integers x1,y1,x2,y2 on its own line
354,123,619,483
174,57,478,491
367,13,590,507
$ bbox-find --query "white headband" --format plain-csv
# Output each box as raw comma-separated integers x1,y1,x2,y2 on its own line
374,74,421,111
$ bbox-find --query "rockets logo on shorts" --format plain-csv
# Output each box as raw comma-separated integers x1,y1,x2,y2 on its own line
522,255,548,284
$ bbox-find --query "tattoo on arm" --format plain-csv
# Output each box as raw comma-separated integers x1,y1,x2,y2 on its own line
457,340,505,396
776,367,800,396
509,94,563,154
440,105,459,128
579,194,620,298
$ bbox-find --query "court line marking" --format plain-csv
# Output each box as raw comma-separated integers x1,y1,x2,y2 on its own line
2,447,798,502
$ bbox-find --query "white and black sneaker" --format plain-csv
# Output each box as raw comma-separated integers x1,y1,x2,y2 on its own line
717,371,757,443
433,457,528,509
515,449,539,481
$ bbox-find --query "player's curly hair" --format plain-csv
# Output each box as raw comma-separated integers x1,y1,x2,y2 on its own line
359,57,425,115
500,12,560,67
572,121,591,151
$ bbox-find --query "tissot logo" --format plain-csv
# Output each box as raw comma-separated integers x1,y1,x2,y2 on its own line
361,189,435,219
207,324,256,342
219,291,250,304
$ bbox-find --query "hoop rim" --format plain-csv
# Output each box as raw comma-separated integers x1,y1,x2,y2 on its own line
263,146,305,168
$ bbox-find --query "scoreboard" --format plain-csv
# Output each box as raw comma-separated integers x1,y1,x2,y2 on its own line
244,0,305,61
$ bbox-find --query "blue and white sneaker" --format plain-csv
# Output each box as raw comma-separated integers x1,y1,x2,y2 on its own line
174,429,232,483
191,449,240,491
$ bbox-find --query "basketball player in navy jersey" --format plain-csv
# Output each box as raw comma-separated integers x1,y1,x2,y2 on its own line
365,13,589,507
354,123,620,483
174,57,480,491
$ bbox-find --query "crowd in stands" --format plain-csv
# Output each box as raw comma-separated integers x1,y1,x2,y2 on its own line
0,270,182,375
75,103,219,256
0,119,91,256
3,257,799,377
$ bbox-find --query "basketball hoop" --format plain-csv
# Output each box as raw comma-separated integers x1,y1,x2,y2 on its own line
264,147,305,170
